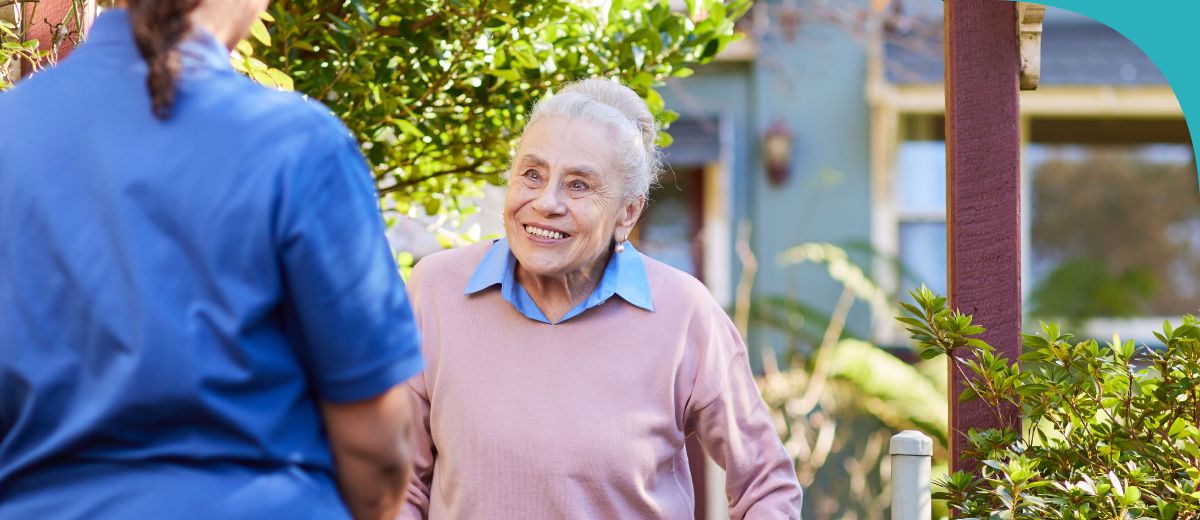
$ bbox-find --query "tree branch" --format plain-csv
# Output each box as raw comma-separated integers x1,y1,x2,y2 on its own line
377,163,481,195
374,12,441,37
411,12,442,31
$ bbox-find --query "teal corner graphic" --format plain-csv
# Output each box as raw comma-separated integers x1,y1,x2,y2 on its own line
1013,0,1200,191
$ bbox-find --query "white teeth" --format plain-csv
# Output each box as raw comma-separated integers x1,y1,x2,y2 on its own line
525,225,565,240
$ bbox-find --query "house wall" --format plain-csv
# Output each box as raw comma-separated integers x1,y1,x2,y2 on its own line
663,19,876,369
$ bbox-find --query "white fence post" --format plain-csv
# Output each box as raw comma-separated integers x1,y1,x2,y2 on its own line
890,430,932,520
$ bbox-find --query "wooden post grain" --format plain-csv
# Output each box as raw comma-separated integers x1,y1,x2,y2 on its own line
943,0,1023,474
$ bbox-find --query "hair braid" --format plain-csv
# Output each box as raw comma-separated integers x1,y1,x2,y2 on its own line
127,0,202,120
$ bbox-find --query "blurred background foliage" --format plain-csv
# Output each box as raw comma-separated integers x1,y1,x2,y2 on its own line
250,0,748,237
737,234,949,520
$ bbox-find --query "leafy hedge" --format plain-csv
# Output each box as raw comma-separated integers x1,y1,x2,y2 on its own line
901,286,1200,520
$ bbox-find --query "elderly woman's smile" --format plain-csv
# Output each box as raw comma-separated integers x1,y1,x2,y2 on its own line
522,224,570,241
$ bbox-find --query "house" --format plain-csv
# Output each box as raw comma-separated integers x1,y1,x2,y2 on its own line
658,1,1196,517
659,0,1196,351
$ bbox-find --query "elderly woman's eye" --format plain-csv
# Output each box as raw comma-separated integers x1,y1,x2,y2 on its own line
567,180,590,191
523,169,543,182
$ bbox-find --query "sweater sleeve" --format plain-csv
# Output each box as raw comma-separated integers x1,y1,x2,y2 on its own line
398,260,437,519
685,317,804,519
398,371,436,519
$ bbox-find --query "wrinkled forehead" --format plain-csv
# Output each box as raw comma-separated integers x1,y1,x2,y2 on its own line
512,116,621,174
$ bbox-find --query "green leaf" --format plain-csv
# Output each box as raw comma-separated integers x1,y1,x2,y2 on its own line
959,386,979,402
1015,383,1048,397
509,42,539,69
266,68,293,91
250,19,271,46
1125,485,1141,505
899,302,925,319
487,68,520,82
644,87,665,113
423,197,441,216
395,119,423,139
964,338,993,351
698,38,720,60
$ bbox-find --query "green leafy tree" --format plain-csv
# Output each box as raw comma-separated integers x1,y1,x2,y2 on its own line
252,0,749,224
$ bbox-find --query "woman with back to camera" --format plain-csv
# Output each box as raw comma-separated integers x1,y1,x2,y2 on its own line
401,78,803,519
0,2,423,519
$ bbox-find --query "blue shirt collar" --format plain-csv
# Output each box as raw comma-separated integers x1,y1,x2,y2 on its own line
86,9,233,73
465,238,654,324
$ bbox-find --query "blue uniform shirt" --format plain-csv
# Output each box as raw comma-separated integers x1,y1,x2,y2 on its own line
0,10,422,518
464,238,655,323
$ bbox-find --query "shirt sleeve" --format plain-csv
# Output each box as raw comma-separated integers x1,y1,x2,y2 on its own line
685,316,804,519
277,125,423,403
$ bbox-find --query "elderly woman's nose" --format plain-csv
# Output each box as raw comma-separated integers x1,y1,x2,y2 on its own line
531,183,566,214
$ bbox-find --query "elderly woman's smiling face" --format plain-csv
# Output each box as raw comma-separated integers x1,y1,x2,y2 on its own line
505,116,641,279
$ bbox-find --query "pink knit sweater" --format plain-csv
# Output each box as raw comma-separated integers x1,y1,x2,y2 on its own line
400,241,803,519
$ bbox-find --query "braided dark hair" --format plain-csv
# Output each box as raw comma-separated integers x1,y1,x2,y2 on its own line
127,0,202,120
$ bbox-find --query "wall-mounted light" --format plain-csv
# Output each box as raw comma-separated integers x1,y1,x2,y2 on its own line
763,119,794,187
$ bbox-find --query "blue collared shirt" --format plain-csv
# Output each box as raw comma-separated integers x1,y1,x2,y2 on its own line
0,10,421,519
465,238,655,323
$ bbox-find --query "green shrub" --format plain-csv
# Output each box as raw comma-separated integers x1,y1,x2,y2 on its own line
899,286,1200,520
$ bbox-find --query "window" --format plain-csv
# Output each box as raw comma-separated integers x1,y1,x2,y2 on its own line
1025,119,1199,329
889,115,1199,341
895,140,947,296
893,115,947,297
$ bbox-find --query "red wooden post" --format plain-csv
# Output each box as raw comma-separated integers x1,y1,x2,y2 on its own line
943,0,1022,474
18,0,95,77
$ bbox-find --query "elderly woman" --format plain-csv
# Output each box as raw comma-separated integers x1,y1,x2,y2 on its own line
402,79,802,519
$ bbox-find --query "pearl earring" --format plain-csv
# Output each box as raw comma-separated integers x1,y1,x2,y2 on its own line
614,236,627,254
